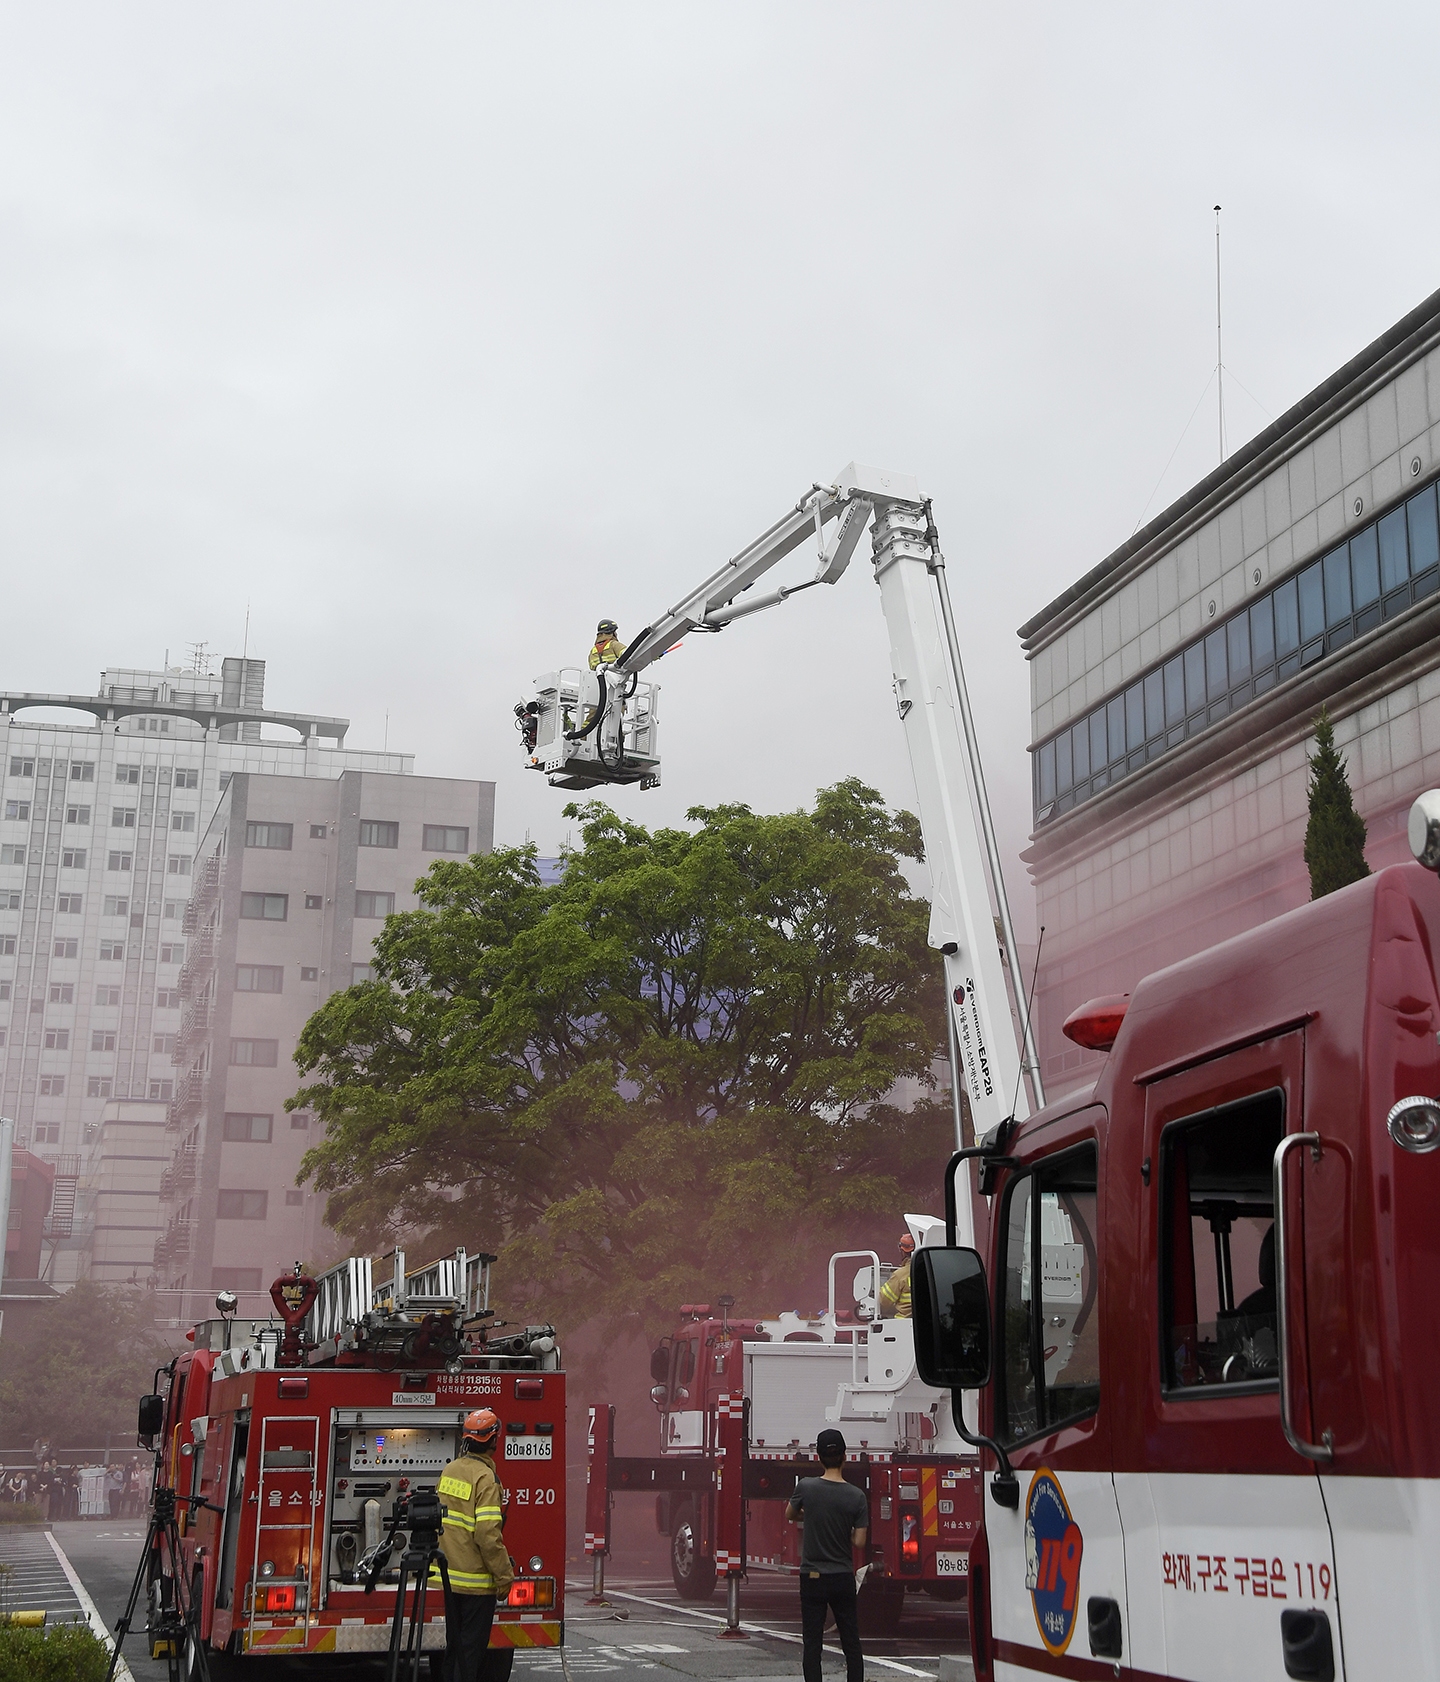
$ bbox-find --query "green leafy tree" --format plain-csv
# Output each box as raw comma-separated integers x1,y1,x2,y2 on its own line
0,1282,176,1448
1303,706,1370,899
294,779,953,1338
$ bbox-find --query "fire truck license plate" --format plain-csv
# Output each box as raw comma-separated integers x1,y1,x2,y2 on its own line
935,1551,969,1576
504,1438,552,1460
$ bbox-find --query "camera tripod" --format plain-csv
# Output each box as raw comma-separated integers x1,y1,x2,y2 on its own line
362,1488,451,1682
107,1484,224,1682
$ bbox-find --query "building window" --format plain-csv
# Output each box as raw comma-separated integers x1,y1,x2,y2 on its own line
98,941,124,961
54,938,80,959
70,762,95,782
115,764,141,784
153,1034,176,1054
0,891,19,910
358,820,399,848
216,1189,268,1219
63,848,87,869
354,891,395,919
285,1190,304,1206
33,1123,60,1143
309,823,328,839
104,892,129,914
57,894,82,915
87,1076,112,1098
236,964,284,993
38,1075,65,1096
164,899,182,919
49,983,73,1004
0,982,10,999
218,773,232,793
423,825,470,853
230,1037,279,1067
149,1080,173,1101
44,1029,70,1050
352,963,377,984
130,911,145,930
212,1267,261,1290
174,767,199,789
159,943,184,964
303,894,322,910
245,822,293,850
1034,474,1440,823
240,892,288,921
0,937,15,955
111,807,137,828
107,851,133,872
9,758,33,777
223,1113,273,1142
91,1031,116,1051
156,989,180,1010
65,805,91,825
95,986,121,1006
5,801,30,821
171,812,196,833
290,1112,311,1129
300,966,318,980
167,855,192,876
0,1027,6,1046
1,846,26,866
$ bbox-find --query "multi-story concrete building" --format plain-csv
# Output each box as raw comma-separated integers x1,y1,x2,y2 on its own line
1021,286,1440,1097
0,655,415,1284
157,770,493,1321
80,1098,170,1286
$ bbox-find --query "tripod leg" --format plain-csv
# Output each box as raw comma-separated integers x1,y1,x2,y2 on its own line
387,1559,412,1682
168,1522,213,1682
105,1516,160,1682
409,1566,428,1682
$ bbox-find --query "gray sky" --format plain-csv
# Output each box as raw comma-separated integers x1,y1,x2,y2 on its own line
3,4,1438,935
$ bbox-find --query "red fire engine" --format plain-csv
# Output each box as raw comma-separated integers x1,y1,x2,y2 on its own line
909,806,1440,1681
585,1237,979,1632
137,1246,565,1671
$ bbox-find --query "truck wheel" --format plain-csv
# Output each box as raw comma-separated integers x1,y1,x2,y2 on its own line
856,1579,905,1635
669,1505,717,1600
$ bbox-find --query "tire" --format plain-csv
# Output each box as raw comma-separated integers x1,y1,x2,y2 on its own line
669,1505,717,1600
856,1579,905,1636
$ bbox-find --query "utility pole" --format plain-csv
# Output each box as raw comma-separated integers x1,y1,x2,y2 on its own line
1215,205,1227,464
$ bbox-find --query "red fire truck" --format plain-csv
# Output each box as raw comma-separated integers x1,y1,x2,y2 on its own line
585,1237,980,1632
909,808,1440,1682
137,1246,565,1671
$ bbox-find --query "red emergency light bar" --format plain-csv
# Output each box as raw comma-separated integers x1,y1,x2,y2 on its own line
679,1304,712,1319
1061,993,1130,1052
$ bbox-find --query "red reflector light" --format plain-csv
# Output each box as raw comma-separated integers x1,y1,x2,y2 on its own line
277,1377,309,1398
508,1581,535,1606
899,1507,921,1574
262,1586,296,1611
515,1378,544,1399
506,1578,554,1608
1061,993,1130,1052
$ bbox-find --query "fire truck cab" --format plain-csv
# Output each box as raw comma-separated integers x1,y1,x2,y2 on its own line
140,1247,565,1670
913,851,1440,1682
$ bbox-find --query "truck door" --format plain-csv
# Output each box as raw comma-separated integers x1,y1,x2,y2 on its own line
1120,1030,1343,1680
665,1335,705,1452
983,1111,1131,1672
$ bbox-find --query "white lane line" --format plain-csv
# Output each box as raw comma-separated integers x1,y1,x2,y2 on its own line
44,1531,136,1681
564,1582,937,1678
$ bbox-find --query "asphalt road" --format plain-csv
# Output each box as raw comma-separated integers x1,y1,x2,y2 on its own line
51,1524,974,1681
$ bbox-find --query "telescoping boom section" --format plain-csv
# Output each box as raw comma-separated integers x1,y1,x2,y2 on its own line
138,1248,565,1665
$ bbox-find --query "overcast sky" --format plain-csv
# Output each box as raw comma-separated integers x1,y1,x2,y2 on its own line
3,4,1438,935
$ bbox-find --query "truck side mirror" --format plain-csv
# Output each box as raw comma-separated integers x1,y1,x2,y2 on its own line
137,1393,165,1444
911,1247,991,1389
649,1346,670,1384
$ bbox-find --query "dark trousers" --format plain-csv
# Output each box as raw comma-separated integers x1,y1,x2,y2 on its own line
800,1572,863,1682
442,1590,497,1682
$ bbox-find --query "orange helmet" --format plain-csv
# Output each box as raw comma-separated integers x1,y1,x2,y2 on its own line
898,1233,916,1256
463,1408,500,1447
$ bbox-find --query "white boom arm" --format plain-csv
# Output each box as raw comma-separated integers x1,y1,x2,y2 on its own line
522,463,1042,1226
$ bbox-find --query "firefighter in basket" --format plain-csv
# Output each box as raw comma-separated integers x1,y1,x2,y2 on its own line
589,619,624,671
877,1232,915,1319
433,1408,515,1680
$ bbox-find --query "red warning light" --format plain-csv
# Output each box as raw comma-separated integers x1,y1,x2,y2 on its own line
1061,994,1130,1052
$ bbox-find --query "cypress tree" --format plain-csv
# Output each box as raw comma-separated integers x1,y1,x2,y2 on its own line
1303,705,1370,899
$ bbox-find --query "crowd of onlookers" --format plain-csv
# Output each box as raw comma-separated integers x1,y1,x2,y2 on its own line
0,1448,149,1519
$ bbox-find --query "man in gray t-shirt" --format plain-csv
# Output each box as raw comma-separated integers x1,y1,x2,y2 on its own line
786,1428,868,1682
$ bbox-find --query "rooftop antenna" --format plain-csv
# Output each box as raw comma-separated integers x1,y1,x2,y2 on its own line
187,641,211,677
242,599,251,663
383,709,389,753
1214,205,1227,464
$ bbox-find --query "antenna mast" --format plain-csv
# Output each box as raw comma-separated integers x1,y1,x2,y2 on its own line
1214,204,1227,463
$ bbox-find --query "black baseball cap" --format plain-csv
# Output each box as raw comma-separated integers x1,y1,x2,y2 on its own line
816,1429,846,1459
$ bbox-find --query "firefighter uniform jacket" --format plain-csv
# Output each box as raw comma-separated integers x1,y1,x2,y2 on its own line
588,634,623,670
879,1258,912,1318
433,1449,514,1599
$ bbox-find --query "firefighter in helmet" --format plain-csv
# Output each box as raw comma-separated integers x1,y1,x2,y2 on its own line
433,1408,515,1679
878,1232,916,1319
589,619,624,671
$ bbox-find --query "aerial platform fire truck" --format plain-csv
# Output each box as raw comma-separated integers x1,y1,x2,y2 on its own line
523,465,1046,1631
137,1246,564,1670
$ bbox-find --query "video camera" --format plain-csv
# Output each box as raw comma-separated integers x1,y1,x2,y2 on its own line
359,1486,445,1592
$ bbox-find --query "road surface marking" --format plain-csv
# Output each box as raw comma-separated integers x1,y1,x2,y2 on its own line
44,1530,136,1680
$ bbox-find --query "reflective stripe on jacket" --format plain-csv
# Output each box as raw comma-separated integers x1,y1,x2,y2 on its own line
878,1258,912,1319
589,635,623,670
431,1449,513,1599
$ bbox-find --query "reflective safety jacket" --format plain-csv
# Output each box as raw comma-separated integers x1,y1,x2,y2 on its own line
432,1449,513,1599
589,634,623,670
879,1258,912,1319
